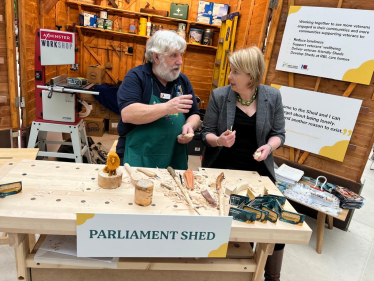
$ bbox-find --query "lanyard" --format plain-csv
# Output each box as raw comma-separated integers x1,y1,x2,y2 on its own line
151,78,183,99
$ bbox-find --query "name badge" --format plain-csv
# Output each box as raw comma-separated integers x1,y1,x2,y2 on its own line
160,93,171,100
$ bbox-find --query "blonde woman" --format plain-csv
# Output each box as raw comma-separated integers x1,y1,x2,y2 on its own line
201,47,286,281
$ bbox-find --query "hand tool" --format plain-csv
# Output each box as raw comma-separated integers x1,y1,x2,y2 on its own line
111,42,121,58
136,168,161,180
216,172,225,216
167,166,201,215
106,48,113,69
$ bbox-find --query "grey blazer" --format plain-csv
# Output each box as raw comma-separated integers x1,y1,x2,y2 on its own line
201,84,286,181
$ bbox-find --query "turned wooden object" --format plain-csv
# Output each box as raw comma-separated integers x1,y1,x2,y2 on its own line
98,169,123,189
124,163,142,185
134,179,154,206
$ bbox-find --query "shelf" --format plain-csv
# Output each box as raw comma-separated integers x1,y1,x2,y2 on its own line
67,24,150,40
66,0,221,29
187,43,217,50
67,25,218,50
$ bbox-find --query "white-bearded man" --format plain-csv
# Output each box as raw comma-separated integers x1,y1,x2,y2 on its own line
116,30,200,169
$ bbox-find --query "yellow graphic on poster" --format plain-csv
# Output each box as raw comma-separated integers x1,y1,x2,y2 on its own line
342,60,374,85
319,140,350,162
288,6,302,16
272,84,362,162
208,243,229,257
276,7,374,85
76,213,95,226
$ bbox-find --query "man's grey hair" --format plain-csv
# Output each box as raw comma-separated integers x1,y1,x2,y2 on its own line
145,30,186,63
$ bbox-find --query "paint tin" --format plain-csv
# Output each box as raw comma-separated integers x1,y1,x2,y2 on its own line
100,11,108,19
189,28,203,44
96,18,105,29
104,19,113,30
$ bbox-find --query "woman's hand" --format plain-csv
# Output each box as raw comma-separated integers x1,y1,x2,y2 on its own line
254,144,272,161
218,130,236,147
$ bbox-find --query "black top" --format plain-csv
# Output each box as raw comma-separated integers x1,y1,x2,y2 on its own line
211,107,271,178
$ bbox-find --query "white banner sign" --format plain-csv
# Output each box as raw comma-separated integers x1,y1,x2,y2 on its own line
273,84,362,162
77,213,232,257
40,29,75,66
276,6,374,85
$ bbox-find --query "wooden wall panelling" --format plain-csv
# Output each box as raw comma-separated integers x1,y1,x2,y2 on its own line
263,0,374,183
3,0,20,129
256,0,271,51
18,0,40,127
245,0,269,47
42,0,61,15
233,0,253,50
0,0,11,129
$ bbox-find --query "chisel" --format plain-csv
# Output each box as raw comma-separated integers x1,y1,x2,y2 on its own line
167,166,201,215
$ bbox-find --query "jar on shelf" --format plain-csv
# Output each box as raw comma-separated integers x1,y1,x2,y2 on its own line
146,22,152,36
202,29,214,46
189,28,203,44
150,24,157,36
177,23,186,39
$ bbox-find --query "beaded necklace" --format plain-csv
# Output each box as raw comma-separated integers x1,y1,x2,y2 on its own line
237,87,258,106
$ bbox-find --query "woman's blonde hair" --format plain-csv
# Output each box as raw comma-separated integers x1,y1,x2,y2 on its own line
229,47,265,88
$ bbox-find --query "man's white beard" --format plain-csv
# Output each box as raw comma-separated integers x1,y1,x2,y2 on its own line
154,57,181,82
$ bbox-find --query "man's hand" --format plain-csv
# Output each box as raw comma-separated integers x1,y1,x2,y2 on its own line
177,123,194,144
254,145,271,162
166,94,193,114
218,130,236,147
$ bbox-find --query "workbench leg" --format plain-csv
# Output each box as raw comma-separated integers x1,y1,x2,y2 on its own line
8,233,31,281
71,128,83,163
28,234,36,252
327,215,334,230
317,212,326,254
252,243,275,281
27,124,39,148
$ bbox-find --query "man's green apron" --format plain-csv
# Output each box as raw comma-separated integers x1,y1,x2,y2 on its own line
124,79,188,170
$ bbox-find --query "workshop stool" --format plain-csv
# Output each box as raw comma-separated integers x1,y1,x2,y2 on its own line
27,119,92,163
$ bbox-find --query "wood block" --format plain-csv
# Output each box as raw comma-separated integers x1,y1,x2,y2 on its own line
98,169,123,189
134,179,154,206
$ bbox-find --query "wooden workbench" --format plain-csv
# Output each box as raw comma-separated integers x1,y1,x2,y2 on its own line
0,160,312,281
0,148,39,246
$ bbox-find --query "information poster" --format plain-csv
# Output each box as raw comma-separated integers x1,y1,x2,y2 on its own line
276,6,374,85
272,84,362,162
77,213,232,258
